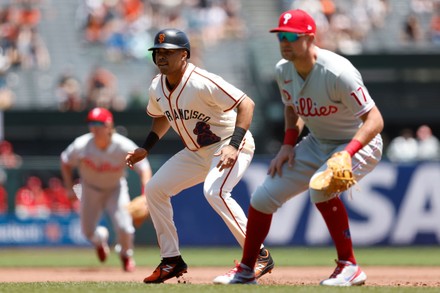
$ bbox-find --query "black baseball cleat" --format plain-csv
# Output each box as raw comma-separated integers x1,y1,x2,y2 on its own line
143,256,188,283
255,248,275,279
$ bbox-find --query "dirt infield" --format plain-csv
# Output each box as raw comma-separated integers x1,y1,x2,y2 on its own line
1,266,439,286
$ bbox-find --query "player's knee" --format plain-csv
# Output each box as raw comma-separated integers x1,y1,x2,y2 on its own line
145,179,168,202
203,186,222,203
309,188,339,204
144,179,157,196
250,186,281,214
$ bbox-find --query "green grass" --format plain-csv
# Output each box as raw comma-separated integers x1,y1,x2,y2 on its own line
1,246,439,267
0,246,439,292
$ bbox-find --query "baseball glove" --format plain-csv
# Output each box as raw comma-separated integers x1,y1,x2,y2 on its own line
309,151,357,195
126,195,149,227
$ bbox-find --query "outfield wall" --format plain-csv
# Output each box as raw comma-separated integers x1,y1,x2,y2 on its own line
0,159,439,247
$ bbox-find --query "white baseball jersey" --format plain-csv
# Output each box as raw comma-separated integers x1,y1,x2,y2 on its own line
275,46,375,140
144,62,256,258
147,62,247,151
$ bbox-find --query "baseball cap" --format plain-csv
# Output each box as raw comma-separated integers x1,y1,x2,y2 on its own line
86,107,113,123
270,9,316,34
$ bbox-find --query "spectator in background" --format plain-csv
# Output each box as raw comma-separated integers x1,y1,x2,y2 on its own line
15,175,51,220
16,25,50,70
429,2,440,45
55,72,84,112
85,66,125,110
82,2,113,44
402,13,423,43
44,176,78,216
386,128,418,163
0,140,22,169
0,47,16,110
416,124,440,161
320,0,336,22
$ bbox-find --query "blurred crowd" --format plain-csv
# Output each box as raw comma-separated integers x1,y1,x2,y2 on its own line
402,0,440,45
75,0,246,62
286,0,440,54
14,175,80,220
285,0,390,54
0,139,79,218
386,124,440,163
60,0,246,111
0,0,49,71
0,0,49,111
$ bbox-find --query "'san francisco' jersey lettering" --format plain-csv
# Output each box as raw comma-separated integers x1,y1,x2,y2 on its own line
164,109,211,122
147,63,246,151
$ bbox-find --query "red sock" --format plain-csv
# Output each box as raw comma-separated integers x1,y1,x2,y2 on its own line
315,197,356,264
241,206,273,268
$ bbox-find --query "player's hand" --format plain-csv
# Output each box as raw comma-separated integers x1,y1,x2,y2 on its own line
268,145,295,178
215,145,238,172
126,148,148,169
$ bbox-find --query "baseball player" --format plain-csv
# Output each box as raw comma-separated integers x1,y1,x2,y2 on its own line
125,28,274,284
215,9,384,286
60,107,152,272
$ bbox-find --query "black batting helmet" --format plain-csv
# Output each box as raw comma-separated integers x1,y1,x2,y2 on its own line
148,28,190,63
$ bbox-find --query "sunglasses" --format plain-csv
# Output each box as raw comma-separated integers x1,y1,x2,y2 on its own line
277,32,306,42
88,121,105,127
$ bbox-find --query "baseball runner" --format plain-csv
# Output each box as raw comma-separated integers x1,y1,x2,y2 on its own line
215,9,384,286
60,107,152,272
125,28,274,284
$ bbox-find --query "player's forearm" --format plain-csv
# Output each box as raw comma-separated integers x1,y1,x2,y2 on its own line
235,96,255,130
151,116,171,138
141,117,170,153
354,106,384,145
229,97,254,149
60,163,74,189
284,106,302,131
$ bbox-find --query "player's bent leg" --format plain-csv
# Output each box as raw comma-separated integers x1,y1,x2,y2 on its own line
203,186,248,247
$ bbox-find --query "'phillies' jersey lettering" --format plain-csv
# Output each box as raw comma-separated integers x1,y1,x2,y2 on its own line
294,97,338,117
82,158,123,172
164,109,211,123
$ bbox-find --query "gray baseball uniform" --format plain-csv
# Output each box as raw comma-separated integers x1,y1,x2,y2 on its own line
61,132,151,254
252,47,383,212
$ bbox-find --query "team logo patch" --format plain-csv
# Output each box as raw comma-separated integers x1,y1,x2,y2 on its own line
158,33,166,43
193,122,220,147
283,13,292,24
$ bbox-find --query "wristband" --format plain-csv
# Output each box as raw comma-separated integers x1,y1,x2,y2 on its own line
283,129,299,146
345,139,363,157
229,126,247,149
141,132,159,152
